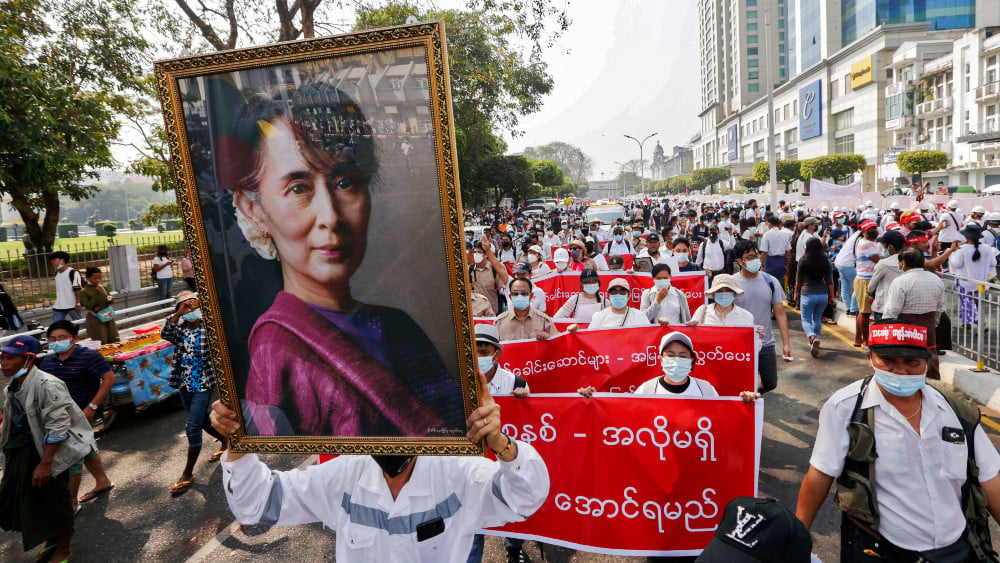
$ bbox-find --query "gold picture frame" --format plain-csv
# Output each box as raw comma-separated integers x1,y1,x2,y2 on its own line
154,21,481,455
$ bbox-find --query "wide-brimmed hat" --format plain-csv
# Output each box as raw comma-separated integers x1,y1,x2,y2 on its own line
706,274,745,296
868,319,931,359
960,224,984,240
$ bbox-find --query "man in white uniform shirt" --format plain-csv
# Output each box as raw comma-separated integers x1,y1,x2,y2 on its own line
696,225,732,278
636,234,673,267
796,319,1000,561
937,200,966,245
795,217,821,262
759,216,792,282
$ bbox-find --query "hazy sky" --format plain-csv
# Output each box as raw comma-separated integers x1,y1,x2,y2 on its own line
505,0,701,183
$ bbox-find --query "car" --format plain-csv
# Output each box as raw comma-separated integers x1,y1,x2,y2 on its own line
585,203,627,225
983,184,1000,195
464,225,490,241
880,186,913,197
521,205,549,217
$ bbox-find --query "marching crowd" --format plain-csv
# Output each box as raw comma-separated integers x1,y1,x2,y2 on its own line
2,194,1000,562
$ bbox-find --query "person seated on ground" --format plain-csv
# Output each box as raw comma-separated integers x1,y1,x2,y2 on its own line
494,277,556,342
641,263,691,325
573,277,649,331
209,368,550,563
554,268,608,324
578,331,759,402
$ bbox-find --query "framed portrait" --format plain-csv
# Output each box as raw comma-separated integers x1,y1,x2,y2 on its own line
154,22,481,455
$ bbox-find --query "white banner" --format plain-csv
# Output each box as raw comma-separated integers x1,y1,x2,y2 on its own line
809,179,862,199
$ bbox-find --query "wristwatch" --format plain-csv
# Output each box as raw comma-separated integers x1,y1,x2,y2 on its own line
88,403,99,411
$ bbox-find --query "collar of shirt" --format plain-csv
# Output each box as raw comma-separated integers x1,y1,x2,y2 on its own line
860,380,949,424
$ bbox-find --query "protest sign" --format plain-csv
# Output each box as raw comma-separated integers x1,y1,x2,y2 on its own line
498,325,757,396
486,395,763,556
535,272,706,318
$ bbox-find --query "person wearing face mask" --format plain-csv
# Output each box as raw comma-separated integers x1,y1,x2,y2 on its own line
669,237,701,274
568,240,596,271
551,247,579,273
470,235,509,316
525,245,551,278
688,274,756,329
732,240,792,393
796,320,1000,562
882,248,946,380
590,220,609,243
79,266,119,345
852,221,882,348
636,233,672,267
556,269,608,326
475,324,529,398
495,277,555,342
697,226,733,279
497,234,517,263
585,278,649,329
606,227,635,257
641,264,691,325
160,292,229,497
0,335,97,563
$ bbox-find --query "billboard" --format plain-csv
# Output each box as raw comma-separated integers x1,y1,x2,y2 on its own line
851,55,874,89
727,124,739,162
799,80,823,141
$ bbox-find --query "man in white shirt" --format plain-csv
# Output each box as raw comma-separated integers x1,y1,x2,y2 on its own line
759,216,792,283
605,227,635,256
937,200,965,245
210,369,549,563
49,251,83,322
796,319,1000,560
795,217,821,262
635,234,673,267
475,324,528,398
697,226,732,278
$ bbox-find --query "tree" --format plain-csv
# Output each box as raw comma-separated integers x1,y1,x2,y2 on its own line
800,154,867,184
141,203,182,227
476,155,536,207
752,159,803,194
529,159,564,188
523,141,595,185
668,176,690,193
0,0,149,250
739,177,765,191
690,167,732,195
896,149,949,185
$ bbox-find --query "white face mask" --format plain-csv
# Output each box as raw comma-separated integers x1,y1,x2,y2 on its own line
527,254,538,264
473,252,485,265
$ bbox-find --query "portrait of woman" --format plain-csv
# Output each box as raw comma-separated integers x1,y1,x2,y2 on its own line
176,51,468,441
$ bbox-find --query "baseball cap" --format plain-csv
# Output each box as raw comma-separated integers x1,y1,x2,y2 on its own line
1,334,41,356
859,220,878,232
658,331,694,355
802,217,820,227
580,268,600,282
528,245,543,255
868,319,931,359
553,248,570,262
512,261,531,274
696,497,812,563
607,277,630,291
877,230,906,249
474,324,502,350
176,291,199,306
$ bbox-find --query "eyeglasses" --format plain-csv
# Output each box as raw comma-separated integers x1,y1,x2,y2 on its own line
509,291,531,297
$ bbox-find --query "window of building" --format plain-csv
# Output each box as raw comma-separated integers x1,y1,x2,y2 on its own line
779,7,784,16
780,68,786,78
749,59,759,67
748,35,758,43
779,55,785,65
834,108,854,131
746,0,756,5
749,83,760,92
835,134,855,154
779,19,784,29
831,79,840,99
748,23,757,31
787,147,798,160
779,31,785,41
793,99,798,115
749,71,759,79
748,47,758,55
747,10,757,18
779,44,785,53
785,128,797,145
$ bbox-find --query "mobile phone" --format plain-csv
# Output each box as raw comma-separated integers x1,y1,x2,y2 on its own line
416,517,444,542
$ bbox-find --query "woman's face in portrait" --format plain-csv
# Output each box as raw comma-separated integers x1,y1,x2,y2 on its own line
240,118,371,290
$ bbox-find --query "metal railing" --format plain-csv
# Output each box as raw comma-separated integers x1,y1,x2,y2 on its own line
940,272,1000,372
0,235,185,313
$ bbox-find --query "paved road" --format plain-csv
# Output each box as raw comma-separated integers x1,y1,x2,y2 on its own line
3,310,1000,562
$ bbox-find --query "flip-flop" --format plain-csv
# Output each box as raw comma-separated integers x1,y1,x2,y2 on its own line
171,479,194,496
35,544,56,563
79,484,114,503
208,449,225,463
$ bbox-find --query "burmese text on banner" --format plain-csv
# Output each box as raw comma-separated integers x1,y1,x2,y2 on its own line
498,325,757,396
534,272,706,318
486,395,763,556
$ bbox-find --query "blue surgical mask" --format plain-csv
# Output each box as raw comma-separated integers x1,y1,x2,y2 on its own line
675,252,689,263
880,248,891,259
661,357,693,383
609,294,629,309
714,292,736,307
182,308,202,323
7,366,28,380
654,279,672,290
582,283,600,295
477,356,495,373
872,364,926,397
614,234,624,242
744,258,762,273
49,340,72,354
633,231,642,238
511,295,531,311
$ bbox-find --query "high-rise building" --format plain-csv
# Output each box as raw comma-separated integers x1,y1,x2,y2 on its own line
698,0,788,167
787,0,844,76
842,0,978,46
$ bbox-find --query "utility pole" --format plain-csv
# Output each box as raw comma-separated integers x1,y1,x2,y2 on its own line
763,0,779,211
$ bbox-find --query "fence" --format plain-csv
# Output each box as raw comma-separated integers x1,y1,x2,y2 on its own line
0,235,186,313
941,272,1000,372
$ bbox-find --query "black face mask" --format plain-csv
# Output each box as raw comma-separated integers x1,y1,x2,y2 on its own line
372,455,415,477
580,228,589,236
501,240,511,248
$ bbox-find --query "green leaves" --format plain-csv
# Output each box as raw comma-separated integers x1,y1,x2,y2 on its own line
896,150,948,175
800,154,866,183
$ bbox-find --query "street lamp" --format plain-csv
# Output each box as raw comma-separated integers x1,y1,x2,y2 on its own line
623,132,658,197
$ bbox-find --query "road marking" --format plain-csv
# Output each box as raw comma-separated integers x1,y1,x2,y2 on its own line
982,415,1000,434
783,304,858,348
186,454,318,563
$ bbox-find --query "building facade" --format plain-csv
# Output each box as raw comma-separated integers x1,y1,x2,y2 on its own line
843,0,978,46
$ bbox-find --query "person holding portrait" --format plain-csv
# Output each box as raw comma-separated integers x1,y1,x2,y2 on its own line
214,85,464,437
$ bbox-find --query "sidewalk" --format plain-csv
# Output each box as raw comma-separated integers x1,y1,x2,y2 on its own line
825,301,1000,409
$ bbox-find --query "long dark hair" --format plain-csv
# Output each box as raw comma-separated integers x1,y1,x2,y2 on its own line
798,237,831,278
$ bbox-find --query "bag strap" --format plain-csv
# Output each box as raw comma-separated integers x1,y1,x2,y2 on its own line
843,376,874,479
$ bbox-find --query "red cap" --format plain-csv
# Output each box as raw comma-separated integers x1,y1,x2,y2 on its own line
860,220,878,232
868,321,931,358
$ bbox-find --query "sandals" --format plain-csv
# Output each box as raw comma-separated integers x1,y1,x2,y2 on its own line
35,544,56,563
170,479,194,496
79,484,114,503
208,449,226,463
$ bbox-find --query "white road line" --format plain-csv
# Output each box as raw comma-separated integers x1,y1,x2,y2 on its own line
185,454,318,563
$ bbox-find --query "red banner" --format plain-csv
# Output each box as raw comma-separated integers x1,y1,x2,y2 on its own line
534,272,706,318
487,395,763,556
498,325,757,396
475,317,589,332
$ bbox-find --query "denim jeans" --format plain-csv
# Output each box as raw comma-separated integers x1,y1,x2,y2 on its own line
52,308,83,323
157,277,173,301
837,265,858,313
179,389,213,447
800,293,828,339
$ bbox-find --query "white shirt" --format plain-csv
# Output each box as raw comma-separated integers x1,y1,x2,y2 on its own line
697,237,730,271
937,211,965,244
588,307,650,328
759,227,792,257
53,267,82,309
636,248,673,267
948,243,1000,290
809,379,1000,552
152,256,173,279
633,376,719,397
222,446,549,562
834,232,863,268
690,303,755,328
488,366,528,395
639,287,685,325
605,239,635,256
553,293,607,322
795,230,819,262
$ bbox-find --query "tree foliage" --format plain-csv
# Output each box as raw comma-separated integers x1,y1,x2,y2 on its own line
0,0,149,249
529,159,564,187
739,177,765,191
522,141,595,185
896,150,949,183
800,154,867,183
141,202,182,226
752,159,802,194
668,176,690,193
476,154,536,207
690,167,731,194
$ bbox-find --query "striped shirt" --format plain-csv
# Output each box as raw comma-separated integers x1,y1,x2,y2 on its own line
39,346,113,410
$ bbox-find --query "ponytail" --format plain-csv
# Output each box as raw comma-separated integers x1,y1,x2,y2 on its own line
973,240,982,262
